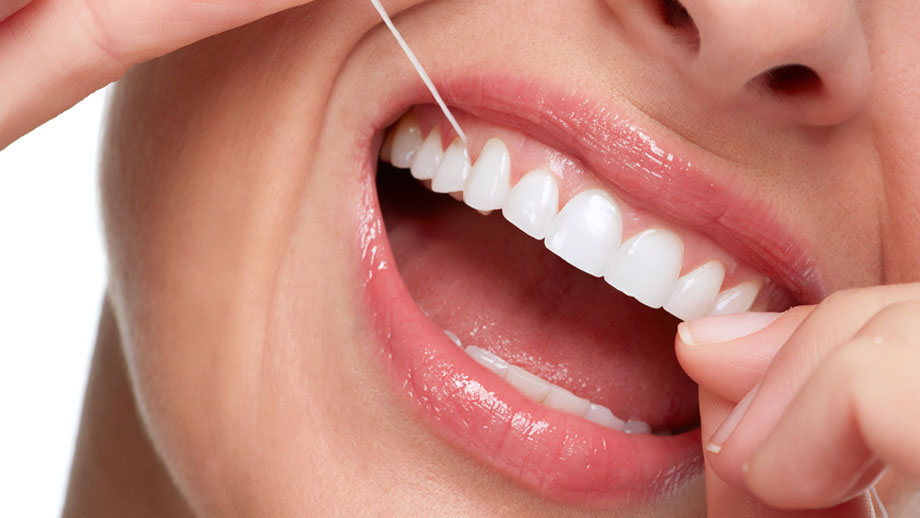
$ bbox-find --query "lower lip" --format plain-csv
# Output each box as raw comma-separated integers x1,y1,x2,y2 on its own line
355,167,703,506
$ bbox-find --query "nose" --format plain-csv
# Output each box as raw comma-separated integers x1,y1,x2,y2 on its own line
631,0,871,126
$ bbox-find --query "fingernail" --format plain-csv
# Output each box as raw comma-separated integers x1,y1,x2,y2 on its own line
678,312,780,346
705,382,761,454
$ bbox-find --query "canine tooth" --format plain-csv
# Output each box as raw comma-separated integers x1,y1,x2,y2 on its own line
431,138,471,193
542,386,591,417
390,113,423,168
545,189,623,276
583,403,626,431
663,260,726,321
710,280,762,315
604,229,684,309
624,420,652,435
501,170,559,240
465,346,510,378
410,128,443,180
505,365,551,403
464,138,512,211
444,329,463,348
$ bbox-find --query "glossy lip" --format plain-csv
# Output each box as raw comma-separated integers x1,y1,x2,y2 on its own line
358,180,704,505
351,69,823,505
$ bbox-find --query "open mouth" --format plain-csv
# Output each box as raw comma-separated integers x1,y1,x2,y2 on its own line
355,80,814,506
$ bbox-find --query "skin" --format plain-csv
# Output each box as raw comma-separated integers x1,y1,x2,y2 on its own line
1,0,917,516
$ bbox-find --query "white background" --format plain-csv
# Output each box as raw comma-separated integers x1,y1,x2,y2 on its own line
0,89,108,516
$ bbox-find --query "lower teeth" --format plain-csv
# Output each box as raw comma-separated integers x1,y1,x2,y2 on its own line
446,329,652,435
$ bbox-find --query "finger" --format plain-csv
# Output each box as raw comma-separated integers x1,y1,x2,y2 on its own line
676,307,812,402
0,0,315,148
745,301,920,509
700,387,875,518
703,284,920,490
0,0,30,22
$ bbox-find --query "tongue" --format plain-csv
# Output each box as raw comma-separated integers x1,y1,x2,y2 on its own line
378,168,699,430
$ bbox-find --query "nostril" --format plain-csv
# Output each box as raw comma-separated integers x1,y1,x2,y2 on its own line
659,0,699,51
660,0,691,27
763,64,822,96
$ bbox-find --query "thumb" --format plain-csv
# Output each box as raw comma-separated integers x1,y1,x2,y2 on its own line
675,307,813,402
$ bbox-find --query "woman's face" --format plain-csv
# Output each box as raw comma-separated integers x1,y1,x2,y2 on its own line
100,0,920,515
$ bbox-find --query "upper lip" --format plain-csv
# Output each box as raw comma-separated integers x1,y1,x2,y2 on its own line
369,68,826,306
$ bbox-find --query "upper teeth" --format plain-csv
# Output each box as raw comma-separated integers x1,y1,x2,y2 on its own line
382,112,765,321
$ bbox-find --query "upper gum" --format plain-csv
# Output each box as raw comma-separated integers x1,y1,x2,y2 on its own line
404,104,772,306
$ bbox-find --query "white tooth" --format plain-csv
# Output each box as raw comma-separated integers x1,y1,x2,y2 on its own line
583,403,626,431
380,130,395,164
542,386,591,417
505,365,551,403
410,128,443,180
465,346,510,378
390,113,424,168
663,260,726,321
604,229,684,309
431,138,471,193
710,280,762,315
545,189,622,276
624,420,652,435
501,170,559,240
444,329,463,348
463,138,511,211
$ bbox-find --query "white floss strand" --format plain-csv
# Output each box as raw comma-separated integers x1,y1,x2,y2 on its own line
369,0,467,144
870,485,888,518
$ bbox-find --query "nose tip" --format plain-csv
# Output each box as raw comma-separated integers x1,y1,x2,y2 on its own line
679,0,870,126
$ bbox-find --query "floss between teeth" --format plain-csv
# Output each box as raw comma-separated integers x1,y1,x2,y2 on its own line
369,0,467,144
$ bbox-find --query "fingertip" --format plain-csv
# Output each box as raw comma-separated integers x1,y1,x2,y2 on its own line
680,312,782,346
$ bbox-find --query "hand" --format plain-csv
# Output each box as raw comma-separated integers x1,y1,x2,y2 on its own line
677,284,920,517
0,0,317,149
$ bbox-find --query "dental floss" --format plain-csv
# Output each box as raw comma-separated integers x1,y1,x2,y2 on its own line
369,0,467,144
870,484,888,518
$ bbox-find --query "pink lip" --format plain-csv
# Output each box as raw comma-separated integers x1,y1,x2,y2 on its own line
358,181,702,504
351,69,822,505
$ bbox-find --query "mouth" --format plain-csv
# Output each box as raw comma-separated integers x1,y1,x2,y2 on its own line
354,73,818,507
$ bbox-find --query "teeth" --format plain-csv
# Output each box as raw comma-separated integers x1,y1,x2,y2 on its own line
710,280,762,315
624,420,652,435
463,138,512,211
389,114,423,169
380,130,395,164
542,386,591,416
456,338,649,433
501,169,559,240
465,345,510,378
663,260,726,321
584,403,626,431
431,138,471,193
545,189,623,276
505,365,552,403
604,229,684,309
410,128,444,180
383,117,769,319
444,329,463,348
